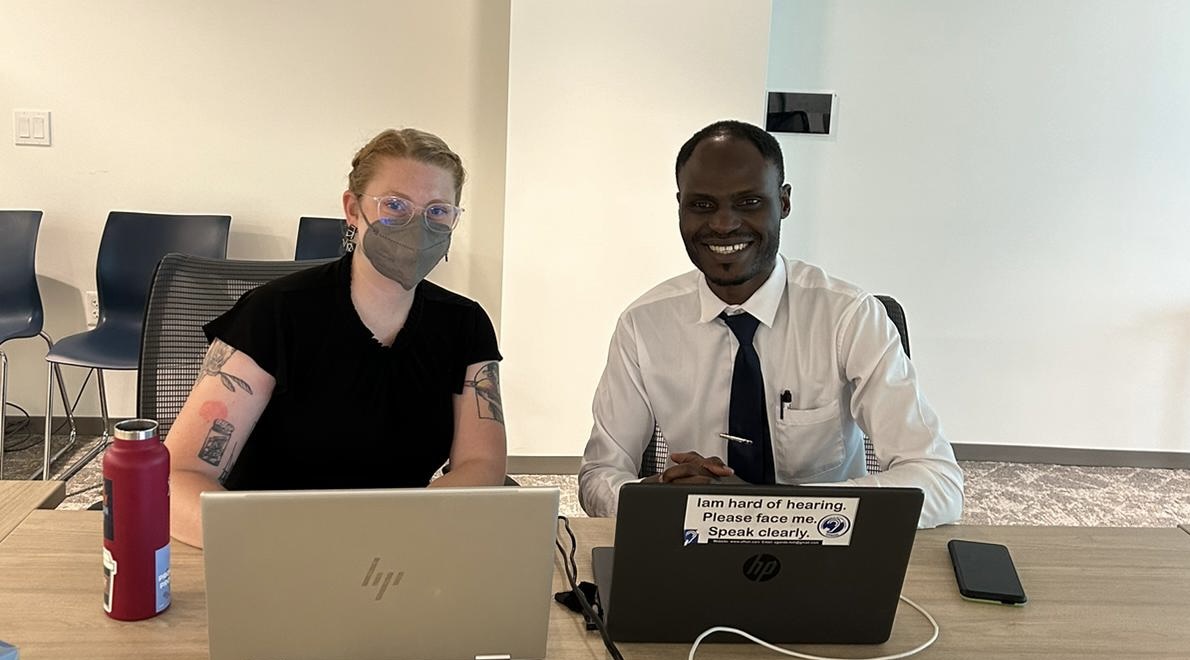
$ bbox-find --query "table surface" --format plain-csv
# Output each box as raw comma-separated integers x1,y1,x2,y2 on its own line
0,480,65,542
1,512,1189,659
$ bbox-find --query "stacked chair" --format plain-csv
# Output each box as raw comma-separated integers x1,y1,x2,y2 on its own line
38,212,231,479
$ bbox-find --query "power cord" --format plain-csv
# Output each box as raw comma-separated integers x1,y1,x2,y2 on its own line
555,515,624,660
687,595,939,660
3,369,94,454
3,402,37,451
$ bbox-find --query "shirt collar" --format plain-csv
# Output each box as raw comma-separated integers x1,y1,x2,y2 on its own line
697,257,787,327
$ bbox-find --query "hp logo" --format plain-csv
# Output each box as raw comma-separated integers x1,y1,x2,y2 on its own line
742,554,782,582
361,557,404,601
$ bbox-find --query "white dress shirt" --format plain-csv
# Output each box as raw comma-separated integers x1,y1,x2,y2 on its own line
578,257,963,528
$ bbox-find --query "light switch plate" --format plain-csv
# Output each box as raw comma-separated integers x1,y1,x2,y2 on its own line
14,110,51,146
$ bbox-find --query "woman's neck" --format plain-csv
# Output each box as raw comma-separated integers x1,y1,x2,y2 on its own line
349,252,416,347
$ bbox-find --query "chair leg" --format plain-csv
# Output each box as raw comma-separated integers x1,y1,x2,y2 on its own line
39,332,78,443
35,364,98,481
43,361,54,481
1,349,8,480
52,366,114,486
97,368,110,439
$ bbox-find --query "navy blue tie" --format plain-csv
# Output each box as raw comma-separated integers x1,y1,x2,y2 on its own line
720,311,775,484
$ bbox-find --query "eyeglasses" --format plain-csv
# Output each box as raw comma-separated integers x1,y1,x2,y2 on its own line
360,194,463,233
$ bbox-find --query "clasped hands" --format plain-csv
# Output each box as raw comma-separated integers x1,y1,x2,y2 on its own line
645,451,742,485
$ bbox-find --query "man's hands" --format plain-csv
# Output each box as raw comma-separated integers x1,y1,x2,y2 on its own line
645,451,736,485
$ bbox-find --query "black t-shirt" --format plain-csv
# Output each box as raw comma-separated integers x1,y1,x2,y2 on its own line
202,253,501,490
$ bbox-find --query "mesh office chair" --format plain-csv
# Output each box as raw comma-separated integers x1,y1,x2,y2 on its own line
295,217,347,261
0,210,76,478
134,253,517,486
40,211,230,479
137,254,331,440
638,294,912,478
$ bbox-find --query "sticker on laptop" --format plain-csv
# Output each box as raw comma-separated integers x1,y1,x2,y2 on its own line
683,494,860,546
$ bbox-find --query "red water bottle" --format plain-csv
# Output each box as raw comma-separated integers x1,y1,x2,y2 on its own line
102,418,171,620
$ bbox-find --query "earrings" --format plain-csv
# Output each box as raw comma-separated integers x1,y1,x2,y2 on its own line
342,224,357,253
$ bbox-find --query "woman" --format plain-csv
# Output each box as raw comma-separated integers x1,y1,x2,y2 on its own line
166,129,507,548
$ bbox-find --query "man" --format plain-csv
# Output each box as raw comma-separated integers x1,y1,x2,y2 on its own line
578,120,963,528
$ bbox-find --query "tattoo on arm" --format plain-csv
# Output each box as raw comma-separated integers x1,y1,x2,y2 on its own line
218,441,241,486
463,362,504,425
201,340,254,395
197,418,235,467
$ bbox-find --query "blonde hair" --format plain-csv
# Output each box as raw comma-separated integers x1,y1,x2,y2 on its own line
347,128,467,201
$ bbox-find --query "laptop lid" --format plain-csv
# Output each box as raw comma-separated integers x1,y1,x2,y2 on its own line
202,487,560,660
595,483,922,644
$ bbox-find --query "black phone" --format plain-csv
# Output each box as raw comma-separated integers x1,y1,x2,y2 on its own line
947,539,1027,605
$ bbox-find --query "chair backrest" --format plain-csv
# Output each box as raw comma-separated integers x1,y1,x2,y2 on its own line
0,210,45,340
874,295,910,359
137,254,333,441
295,217,346,261
97,211,231,328
638,294,912,478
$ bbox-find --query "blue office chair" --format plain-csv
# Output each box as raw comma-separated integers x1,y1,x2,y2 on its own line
0,210,76,479
40,211,231,479
295,216,346,260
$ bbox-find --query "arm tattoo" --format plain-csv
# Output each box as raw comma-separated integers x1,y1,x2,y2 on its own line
197,418,234,467
201,340,254,395
218,441,241,486
463,362,504,425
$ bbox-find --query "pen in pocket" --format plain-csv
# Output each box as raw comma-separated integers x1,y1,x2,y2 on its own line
779,389,792,420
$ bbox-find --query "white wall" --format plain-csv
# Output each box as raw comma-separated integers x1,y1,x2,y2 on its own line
769,0,1190,452
10,0,1182,459
1,0,510,419
500,0,774,456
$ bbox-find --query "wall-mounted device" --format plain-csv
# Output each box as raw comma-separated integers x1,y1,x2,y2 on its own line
765,91,835,135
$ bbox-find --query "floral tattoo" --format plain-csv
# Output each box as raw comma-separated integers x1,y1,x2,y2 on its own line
201,340,254,395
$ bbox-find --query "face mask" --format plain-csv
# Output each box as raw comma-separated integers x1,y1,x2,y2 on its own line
360,216,451,290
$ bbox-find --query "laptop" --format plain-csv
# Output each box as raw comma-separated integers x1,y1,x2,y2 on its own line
592,483,923,644
202,487,560,660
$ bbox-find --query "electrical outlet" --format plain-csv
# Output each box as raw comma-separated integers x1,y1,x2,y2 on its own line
85,290,99,328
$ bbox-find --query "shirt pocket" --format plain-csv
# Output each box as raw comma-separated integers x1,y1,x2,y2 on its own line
773,399,845,482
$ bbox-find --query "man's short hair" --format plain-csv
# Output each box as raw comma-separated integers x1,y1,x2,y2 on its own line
674,120,785,186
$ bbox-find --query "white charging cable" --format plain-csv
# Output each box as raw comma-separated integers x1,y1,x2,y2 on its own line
687,595,939,660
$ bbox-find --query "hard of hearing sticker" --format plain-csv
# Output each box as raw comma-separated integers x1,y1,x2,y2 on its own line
683,494,859,546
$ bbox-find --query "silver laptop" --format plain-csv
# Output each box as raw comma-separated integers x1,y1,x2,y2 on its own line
592,483,922,644
202,487,560,660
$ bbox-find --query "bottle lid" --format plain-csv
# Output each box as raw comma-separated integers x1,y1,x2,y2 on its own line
114,418,159,441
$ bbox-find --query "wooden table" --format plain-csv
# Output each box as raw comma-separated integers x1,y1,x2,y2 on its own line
1,512,1188,659
0,480,65,542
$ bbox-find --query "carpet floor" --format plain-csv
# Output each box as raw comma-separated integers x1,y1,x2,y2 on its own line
4,433,1187,526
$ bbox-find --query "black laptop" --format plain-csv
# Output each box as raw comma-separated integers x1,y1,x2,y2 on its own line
592,483,923,644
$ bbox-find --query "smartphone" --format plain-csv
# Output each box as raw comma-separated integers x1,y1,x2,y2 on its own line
947,539,1027,605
